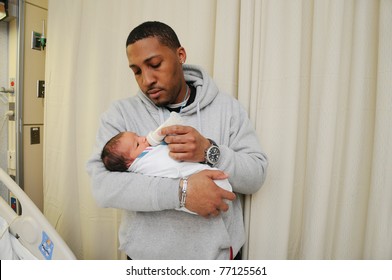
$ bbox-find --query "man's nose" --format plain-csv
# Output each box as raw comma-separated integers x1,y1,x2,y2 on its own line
142,69,156,87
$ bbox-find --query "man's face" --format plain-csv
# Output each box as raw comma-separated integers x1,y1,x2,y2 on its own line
126,37,186,106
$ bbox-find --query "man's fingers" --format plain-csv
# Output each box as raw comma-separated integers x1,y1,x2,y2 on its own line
218,202,230,212
160,125,190,136
221,189,236,201
203,169,229,180
185,171,234,218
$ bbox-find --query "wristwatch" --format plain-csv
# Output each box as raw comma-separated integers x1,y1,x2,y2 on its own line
204,139,221,167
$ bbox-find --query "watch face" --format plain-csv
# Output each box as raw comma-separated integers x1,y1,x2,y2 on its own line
208,146,220,164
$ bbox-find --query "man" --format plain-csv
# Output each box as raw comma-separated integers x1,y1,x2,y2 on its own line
86,21,268,259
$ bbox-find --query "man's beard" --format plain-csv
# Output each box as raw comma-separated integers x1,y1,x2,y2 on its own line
147,90,179,107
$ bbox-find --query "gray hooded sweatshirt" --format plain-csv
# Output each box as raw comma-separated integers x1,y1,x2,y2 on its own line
86,64,268,259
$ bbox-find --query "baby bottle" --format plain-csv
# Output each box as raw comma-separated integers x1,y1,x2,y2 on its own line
146,112,183,146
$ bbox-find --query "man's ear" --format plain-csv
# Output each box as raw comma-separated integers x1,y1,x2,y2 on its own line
177,47,187,64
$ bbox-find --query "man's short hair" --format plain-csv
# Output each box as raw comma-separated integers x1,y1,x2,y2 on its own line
126,21,181,50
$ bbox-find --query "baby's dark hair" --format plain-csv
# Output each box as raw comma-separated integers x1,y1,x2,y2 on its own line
101,132,131,172
126,21,181,50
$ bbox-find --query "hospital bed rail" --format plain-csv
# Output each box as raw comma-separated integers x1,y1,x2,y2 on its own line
0,168,76,260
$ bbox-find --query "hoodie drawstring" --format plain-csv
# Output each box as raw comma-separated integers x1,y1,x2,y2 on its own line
158,108,165,126
196,102,202,134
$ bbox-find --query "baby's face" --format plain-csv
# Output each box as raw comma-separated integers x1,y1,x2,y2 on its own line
120,132,150,162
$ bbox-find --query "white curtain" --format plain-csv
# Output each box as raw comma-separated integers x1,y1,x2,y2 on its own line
44,0,392,260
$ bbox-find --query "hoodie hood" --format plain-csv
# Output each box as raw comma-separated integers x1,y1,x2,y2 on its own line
181,64,219,115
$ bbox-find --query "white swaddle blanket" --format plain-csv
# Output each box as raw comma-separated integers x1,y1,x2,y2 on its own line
128,143,232,213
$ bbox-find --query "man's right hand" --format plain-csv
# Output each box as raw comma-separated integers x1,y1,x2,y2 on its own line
184,170,236,218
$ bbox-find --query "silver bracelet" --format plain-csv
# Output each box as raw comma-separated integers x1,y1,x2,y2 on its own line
180,177,188,208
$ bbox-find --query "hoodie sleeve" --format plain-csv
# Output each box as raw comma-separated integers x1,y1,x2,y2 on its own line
86,102,180,211
216,98,268,195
